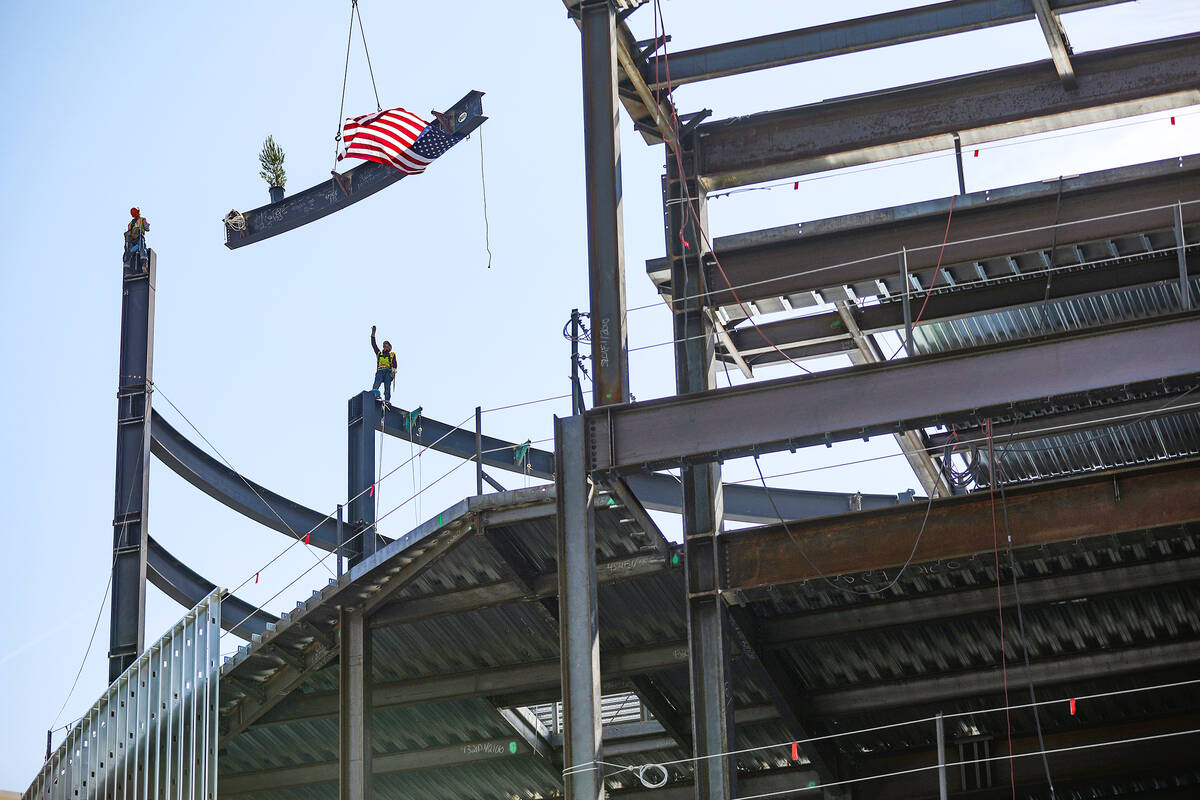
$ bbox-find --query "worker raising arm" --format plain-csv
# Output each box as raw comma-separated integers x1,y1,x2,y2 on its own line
371,325,397,404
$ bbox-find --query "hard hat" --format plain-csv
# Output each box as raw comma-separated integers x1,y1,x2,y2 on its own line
130,207,140,217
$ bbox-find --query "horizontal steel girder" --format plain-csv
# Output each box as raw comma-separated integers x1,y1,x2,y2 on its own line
260,508,1197,726
378,401,913,522
638,0,1129,88
151,411,342,550
584,314,1200,473
722,458,1200,592
646,154,1200,309
694,34,1200,190
721,248,1199,365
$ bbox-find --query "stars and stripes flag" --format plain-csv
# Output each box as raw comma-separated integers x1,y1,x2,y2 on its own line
338,107,460,175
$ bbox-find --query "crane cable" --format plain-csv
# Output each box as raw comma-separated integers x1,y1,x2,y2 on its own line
332,0,384,169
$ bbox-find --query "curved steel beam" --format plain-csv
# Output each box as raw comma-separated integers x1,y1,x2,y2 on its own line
147,536,276,640
150,411,342,552
379,402,913,522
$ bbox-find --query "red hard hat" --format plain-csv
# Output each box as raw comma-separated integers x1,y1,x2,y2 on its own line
130,207,140,217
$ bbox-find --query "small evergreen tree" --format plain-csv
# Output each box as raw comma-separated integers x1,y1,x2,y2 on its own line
258,135,287,189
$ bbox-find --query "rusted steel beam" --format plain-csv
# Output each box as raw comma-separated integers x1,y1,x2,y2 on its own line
723,459,1200,592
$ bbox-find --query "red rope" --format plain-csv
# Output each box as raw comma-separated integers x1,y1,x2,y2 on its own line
987,419,1018,798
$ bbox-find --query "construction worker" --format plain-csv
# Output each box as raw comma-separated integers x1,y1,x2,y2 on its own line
371,325,397,404
124,207,150,270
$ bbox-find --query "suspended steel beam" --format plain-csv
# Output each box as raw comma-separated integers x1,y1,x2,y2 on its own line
638,0,1130,88
723,458,1200,593
1031,0,1078,88
223,92,486,249
647,154,1200,309
693,34,1200,190
585,315,1200,473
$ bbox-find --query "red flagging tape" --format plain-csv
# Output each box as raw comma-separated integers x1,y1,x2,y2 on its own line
254,572,259,584
791,741,798,761
304,532,310,545
1171,116,1176,125
973,149,980,157
369,484,375,497
1070,698,1077,715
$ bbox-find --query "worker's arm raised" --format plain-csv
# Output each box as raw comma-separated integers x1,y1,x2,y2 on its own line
370,325,380,356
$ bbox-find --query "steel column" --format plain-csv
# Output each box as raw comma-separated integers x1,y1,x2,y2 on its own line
580,0,629,406
555,415,603,800
665,137,736,799
347,391,378,566
1177,202,1194,311
639,0,1131,88
109,248,155,681
339,609,372,800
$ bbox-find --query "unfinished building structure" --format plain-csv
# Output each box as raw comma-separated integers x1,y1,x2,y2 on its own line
27,2,1200,800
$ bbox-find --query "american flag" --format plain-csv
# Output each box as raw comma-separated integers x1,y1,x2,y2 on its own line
338,107,460,175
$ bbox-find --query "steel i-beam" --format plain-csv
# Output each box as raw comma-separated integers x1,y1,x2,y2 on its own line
665,137,737,799
555,415,604,800
339,609,372,800
109,248,156,681
347,392,379,566
580,0,630,406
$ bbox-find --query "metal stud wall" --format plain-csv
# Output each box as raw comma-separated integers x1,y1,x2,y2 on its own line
26,591,221,800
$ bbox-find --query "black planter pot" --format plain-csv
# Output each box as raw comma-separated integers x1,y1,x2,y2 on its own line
269,185,285,203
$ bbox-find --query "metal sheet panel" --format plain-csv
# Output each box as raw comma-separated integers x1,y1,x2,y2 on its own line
27,591,221,800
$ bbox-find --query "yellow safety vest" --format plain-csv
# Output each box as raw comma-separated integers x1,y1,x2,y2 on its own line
126,218,148,242
377,351,393,370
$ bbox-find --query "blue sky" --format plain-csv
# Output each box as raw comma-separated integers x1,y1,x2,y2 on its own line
1,0,1197,789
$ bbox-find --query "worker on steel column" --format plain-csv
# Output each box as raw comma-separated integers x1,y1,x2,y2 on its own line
123,207,150,270
370,325,397,404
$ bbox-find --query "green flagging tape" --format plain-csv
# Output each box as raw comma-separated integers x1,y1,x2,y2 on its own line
508,741,518,754
513,440,531,466
404,406,423,432
670,552,680,565
438,513,444,526
607,497,617,506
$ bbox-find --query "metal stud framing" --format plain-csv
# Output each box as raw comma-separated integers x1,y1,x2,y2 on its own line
29,591,221,800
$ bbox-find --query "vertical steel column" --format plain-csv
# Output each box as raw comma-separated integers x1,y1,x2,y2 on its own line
936,712,948,800
901,247,914,356
336,504,345,578
475,406,484,496
347,392,379,567
339,609,373,800
109,249,156,681
664,138,735,799
1176,202,1193,311
952,133,966,195
580,0,629,407
555,415,603,800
